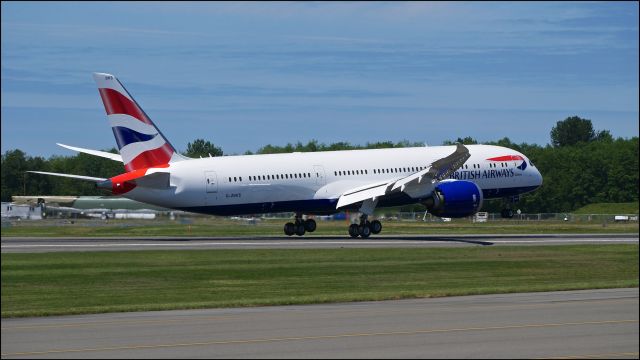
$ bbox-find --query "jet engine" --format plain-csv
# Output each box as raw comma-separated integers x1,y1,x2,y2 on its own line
423,180,483,218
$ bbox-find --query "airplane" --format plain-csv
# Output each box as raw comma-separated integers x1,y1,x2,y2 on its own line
29,73,543,238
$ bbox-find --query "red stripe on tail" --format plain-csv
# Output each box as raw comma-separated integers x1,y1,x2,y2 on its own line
98,88,152,124
124,143,174,172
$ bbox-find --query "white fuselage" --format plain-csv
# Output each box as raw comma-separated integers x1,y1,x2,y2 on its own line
125,144,542,216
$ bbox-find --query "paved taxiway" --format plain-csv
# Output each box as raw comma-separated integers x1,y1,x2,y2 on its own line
2,288,637,359
1,233,637,252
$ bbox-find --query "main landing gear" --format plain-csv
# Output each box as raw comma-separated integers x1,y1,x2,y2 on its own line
284,214,316,236
349,214,382,238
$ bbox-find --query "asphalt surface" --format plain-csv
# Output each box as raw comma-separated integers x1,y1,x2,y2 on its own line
1,233,637,252
2,288,638,359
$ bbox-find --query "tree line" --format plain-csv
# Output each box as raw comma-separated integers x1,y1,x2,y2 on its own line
2,116,638,213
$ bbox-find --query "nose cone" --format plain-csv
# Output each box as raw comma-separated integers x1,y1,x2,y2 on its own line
534,168,543,188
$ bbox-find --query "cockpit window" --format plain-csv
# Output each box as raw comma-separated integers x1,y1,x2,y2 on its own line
529,160,535,167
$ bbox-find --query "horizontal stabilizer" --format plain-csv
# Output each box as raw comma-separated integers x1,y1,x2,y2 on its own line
27,171,107,182
134,172,170,189
57,143,123,162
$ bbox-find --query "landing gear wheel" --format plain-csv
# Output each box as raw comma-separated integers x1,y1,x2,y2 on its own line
304,219,316,232
359,224,371,238
284,222,295,236
295,223,306,236
370,220,382,234
348,224,360,238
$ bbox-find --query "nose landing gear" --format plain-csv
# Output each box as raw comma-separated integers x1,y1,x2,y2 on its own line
500,195,519,218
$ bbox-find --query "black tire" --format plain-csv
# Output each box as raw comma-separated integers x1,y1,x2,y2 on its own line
370,220,382,234
295,224,306,236
284,222,295,236
304,219,317,232
348,224,359,238
359,224,371,238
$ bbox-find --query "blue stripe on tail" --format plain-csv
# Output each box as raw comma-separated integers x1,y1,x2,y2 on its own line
112,127,157,149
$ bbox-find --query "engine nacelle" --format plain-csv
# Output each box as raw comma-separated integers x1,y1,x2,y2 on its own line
423,180,483,218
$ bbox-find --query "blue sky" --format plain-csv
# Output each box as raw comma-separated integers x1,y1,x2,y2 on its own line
2,1,638,157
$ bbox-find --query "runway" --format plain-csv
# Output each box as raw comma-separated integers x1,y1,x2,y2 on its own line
2,288,637,359
1,233,637,252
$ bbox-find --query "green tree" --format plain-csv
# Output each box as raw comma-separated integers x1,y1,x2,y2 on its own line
1,150,30,201
550,116,595,147
183,139,223,158
595,130,613,142
443,136,478,145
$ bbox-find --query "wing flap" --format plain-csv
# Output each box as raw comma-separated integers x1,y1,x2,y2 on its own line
336,181,392,209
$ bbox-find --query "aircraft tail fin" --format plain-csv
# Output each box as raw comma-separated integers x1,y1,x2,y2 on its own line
92,73,187,172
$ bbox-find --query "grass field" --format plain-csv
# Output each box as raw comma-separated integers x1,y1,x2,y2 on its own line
1,217,638,237
2,244,637,318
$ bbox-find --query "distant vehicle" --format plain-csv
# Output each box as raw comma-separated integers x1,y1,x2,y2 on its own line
614,215,630,222
11,195,167,220
473,212,488,223
30,73,543,237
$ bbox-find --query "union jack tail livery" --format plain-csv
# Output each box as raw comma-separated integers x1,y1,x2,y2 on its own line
93,73,185,172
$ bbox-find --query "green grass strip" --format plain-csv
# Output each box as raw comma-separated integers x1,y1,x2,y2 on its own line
2,218,638,237
2,245,638,318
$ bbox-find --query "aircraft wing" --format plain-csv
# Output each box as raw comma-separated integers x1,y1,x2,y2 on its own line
57,143,123,162
336,143,470,209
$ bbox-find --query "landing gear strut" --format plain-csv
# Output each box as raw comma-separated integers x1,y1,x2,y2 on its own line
500,195,518,219
500,208,514,218
284,214,316,236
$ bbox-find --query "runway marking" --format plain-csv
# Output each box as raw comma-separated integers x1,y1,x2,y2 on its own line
1,238,638,249
3,297,637,331
537,352,640,359
2,319,637,357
